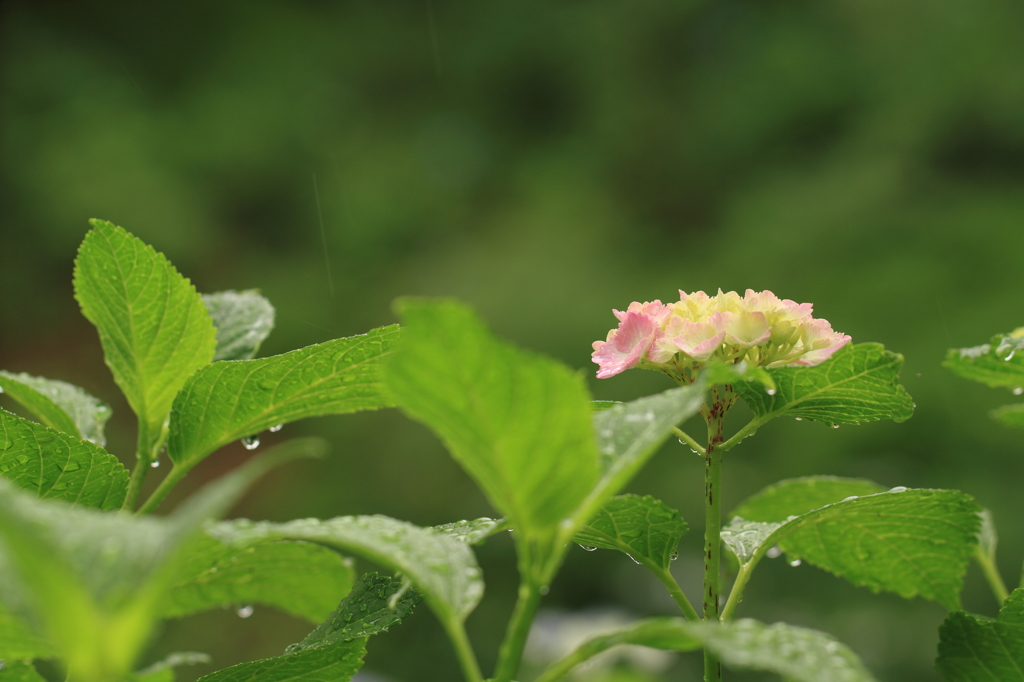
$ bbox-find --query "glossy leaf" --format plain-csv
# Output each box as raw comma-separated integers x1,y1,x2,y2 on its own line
385,298,599,539
73,220,217,443
167,324,399,472
291,572,421,650
203,290,276,362
943,332,1024,390
208,514,483,626
0,409,128,510
534,617,876,682
432,517,505,545
195,641,365,682
731,476,886,522
133,653,211,682
161,533,356,622
721,518,786,566
0,371,111,446
733,343,914,426
937,588,1024,681
574,494,687,571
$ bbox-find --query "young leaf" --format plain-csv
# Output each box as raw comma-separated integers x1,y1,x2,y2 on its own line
734,487,980,610
202,290,276,362
0,440,317,682
731,476,886,522
732,343,914,427
194,573,421,682
385,298,599,539
721,518,786,566
432,517,506,545
936,588,1024,681
533,617,877,682
161,534,356,622
73,220,217,449
291,572,422,650
943,330,1024,390
166,325,398,476
574,494,687,571
0,371,112,446
0,409,128,510
207,514,483,627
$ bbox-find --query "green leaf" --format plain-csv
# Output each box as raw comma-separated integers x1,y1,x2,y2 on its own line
432,517,506,545
991,403,1024,429
385,298,599,539
943,330,1024,390
194,573,421,682
0,409,128,510
732,343,914,427
133,652,211,682
574,494,687,571
534,617,876,682
203,290,276,362
161,534,356,622
721,518,786,566
197,641,366,682
0,604,54,658
167,324,399,473
0,440,316,682
590,401,623,412
732,485,979,610
73,220,217,449
937,588,1024,681
0,371,112,446
292,572,422,650
0,661,48,682
208,514,483,627
731,476,886,522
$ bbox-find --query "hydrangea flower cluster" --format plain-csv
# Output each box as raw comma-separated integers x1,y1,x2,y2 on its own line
592,289,851,380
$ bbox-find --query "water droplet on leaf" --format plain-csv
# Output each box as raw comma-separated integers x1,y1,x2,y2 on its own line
539,585,550,595
625,554,641,565
832,424,840,429
888,486,907,493
579,545,597,552
766,546,782,559
269,423,283,432
237,605,254,618
1014,387,1023,396
794,417,802,421
241,435,260,450
150,459,160,468
765,388,776,395
789,559,802,567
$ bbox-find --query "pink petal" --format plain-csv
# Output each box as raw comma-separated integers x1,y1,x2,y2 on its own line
592,312,660,378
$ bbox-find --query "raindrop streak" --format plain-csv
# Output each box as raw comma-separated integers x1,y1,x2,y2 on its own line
789,559,802,567
241,436,260,450
237,605,254,618
269,424,284,433
150,460,160,468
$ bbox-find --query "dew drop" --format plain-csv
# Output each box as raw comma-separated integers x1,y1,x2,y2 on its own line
285,643,303,654
1006,350,1017,361
344,612,354,621
765,388,777,395
210,566,218,573
766,546,782,559
62,461,80,472
1014,387,1023,396
841,496,858,502
539,585,550,595
626,554,641,565
269,423,283,433
237,605,254,618
579,545,597,552
359,603,368,612
241,435,260,450
669,551,679,561
258,379,275,391
888,486,907,493
789,559,802,567
794,417,802,421
150,460,160,468
832,424,840,429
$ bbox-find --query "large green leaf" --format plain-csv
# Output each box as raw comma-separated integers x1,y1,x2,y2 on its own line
943,331,1024,390
208,514,483,627
0,439,318,682
202,290,276,362
385,298,599,539
533,617,876,682
0,409,128,510
132,653,211,682
167,324,399,473
733,343,914,427
937,588,1024,681
196,640,366,682
726,483,979,609
73,220,217,450
731,476,886,521
574,494,687,571
161,533,356,622
0,371,111,446
0,605,54,659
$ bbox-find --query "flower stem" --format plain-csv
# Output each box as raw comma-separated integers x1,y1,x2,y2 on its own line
672,426,706,456
122,417,159,511
702,384,731,682
973,544,1009,605
493,579,543,682
442,619,484,682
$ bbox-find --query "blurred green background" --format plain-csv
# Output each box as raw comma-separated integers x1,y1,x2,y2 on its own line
2,0,1023,680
